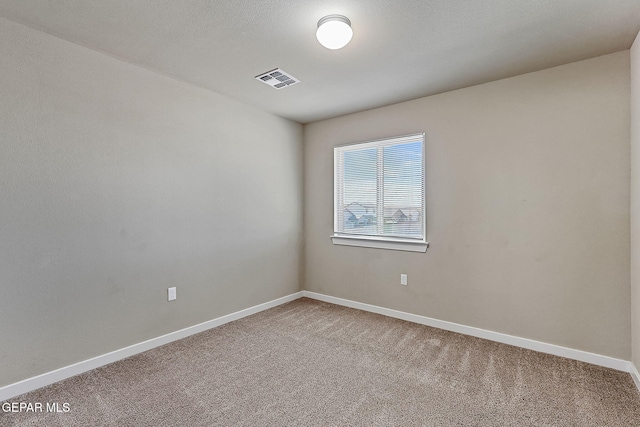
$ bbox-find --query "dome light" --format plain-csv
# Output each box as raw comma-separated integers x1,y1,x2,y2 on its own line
316,15,353,50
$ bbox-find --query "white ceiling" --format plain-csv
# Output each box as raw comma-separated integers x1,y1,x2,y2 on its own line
1,0,640,124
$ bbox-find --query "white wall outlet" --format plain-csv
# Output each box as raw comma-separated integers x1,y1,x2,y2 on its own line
168,287,177,301
400,274,408,286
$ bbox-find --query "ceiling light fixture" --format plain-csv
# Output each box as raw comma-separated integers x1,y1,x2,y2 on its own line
316,15,353,50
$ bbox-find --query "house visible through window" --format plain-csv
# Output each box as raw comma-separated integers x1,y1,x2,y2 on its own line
332,133,427,252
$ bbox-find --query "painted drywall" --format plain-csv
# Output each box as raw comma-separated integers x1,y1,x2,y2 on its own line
631,31,640,370
0,18,303,387
304,52,630,359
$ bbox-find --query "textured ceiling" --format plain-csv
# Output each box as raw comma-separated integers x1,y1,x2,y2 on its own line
1,0,640,123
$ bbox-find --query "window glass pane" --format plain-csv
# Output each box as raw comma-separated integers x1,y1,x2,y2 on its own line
334,134,424,241
383,141,423,237
342,148,377,235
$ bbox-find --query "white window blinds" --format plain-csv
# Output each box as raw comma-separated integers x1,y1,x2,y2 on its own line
334,133,425,241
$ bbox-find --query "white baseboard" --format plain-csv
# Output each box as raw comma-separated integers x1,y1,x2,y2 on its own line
3,289,637,402
302,291,631,373
630,363,640,392
0,291,304,402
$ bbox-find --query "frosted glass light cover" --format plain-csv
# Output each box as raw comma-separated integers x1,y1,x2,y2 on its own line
316,15,353,50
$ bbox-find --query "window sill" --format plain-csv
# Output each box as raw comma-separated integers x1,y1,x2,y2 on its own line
330,235,429,252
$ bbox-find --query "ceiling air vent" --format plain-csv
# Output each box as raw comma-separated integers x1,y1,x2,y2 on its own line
255,68,300,89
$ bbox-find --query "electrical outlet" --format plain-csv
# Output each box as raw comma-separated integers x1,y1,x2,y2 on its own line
400,274,408,286
168,287,177,301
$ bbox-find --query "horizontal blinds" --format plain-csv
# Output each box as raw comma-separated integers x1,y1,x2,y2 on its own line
334,133,424,239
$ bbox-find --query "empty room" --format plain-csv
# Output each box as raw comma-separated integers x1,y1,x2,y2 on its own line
2,1,640,425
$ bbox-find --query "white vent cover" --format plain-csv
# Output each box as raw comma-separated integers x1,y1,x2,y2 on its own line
255,68,300,89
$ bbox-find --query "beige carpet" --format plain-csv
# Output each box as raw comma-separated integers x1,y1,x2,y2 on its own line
2,297,640,426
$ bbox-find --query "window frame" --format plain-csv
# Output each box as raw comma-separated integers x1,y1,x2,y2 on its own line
331,133,428,252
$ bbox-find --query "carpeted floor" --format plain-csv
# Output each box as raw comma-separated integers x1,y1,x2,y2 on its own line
2,297,640,426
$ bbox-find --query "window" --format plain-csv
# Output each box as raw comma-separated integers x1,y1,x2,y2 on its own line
332,133,428,252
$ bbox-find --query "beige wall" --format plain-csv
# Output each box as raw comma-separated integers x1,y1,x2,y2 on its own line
0,18,303,387
631,31,640,369
304,52,630,359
